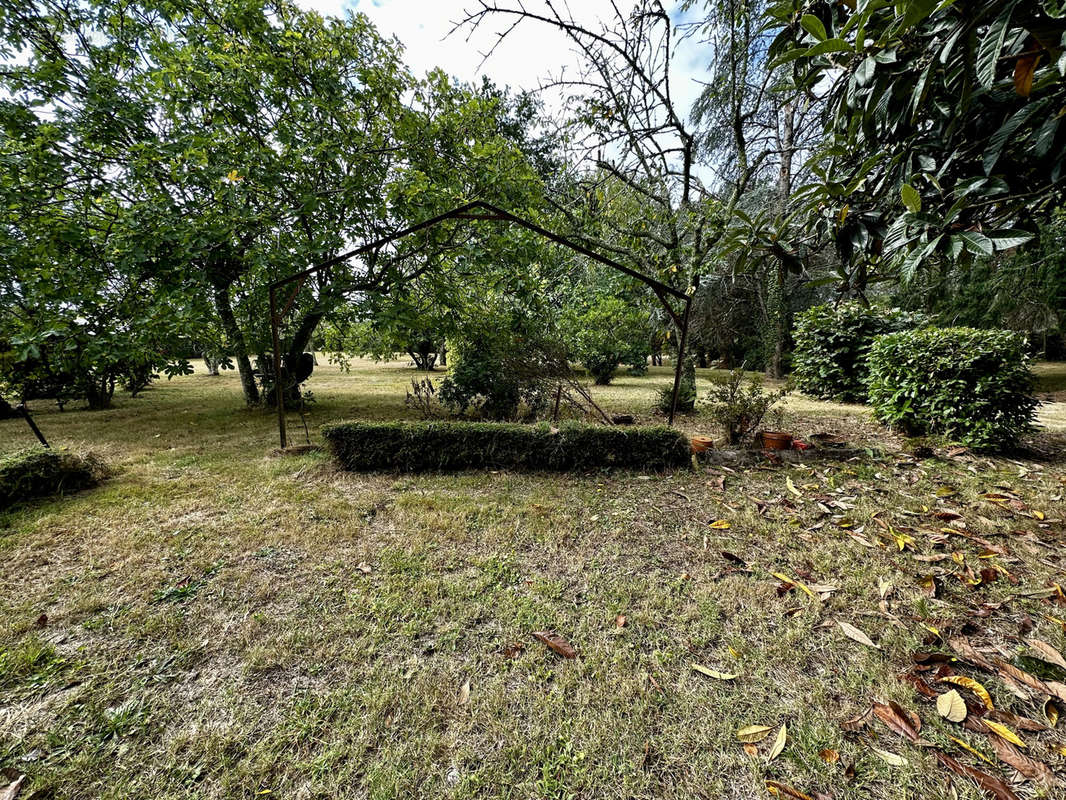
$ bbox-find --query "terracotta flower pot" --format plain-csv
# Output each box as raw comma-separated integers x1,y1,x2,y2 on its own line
690,435,715,454
760,431,793,450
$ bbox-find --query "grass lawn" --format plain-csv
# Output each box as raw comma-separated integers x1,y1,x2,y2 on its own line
2,359,1066,799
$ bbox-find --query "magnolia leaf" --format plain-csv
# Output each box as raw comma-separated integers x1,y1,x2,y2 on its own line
765,779,813,800
708,519,731,529
870,746,907,767
531,631,577,659
458,677,471,705
937,689,968,722
786,476,802,497
935,751,1022,800
737,724,773,743
984,719,1026,748
837,620,880,649
767,723,787,762
692,663,738,680
901,183,922,213
1027,638,1066,670
940,675,994,709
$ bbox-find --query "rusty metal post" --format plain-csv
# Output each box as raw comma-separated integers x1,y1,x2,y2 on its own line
269,286,287,449
667,295,692,427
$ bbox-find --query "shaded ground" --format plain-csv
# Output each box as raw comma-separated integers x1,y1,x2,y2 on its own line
2,360,1065,799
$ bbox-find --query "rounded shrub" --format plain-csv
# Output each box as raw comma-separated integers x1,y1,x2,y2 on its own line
867,327,1038,450
792,302,926,402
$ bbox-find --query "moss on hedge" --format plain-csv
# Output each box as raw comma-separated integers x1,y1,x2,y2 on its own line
0,448,105,510
321,420,691,472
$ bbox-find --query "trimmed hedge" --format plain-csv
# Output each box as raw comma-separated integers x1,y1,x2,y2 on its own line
0,448,103,509
868,327,1037,449
322,420,692,472
792,303,927,402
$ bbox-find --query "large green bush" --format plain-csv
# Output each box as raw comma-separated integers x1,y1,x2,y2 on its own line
867,328,1037,449
322,421,691,472
792,303,926,402
565,297,653,385
0,448,104,509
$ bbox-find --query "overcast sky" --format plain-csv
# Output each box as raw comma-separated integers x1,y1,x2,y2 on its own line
292,0,709,122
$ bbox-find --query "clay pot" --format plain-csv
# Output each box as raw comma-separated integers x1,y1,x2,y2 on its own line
690,435,715,453
760,431,793,450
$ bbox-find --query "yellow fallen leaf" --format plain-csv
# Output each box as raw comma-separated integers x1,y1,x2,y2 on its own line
737,724,773,743
708,519,731,529
1054,743,1066,757
936,689,967,722
983,719,1025,748
692,664,738,680
870,746,907,766
837,619,880,650
1033,510,1045,520
772,571,815,599
939,675,994,710
786,476,802,498
1043,698,1059,728
767,723,787,762
949,736,995,765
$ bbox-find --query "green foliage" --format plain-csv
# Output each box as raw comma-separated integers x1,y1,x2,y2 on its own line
565,297,652,385
322,420,691,472
792,303,927,402
655,371,697,416
770,0,1066,283
867,328,1038,449
703,370,791,446
0,448,104,509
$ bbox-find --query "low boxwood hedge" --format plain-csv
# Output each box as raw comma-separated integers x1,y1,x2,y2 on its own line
868,327,1038,450
0,447,104,509
322,420,691,472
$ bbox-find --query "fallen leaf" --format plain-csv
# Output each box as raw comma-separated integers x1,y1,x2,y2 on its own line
767,723,787,762
765,780,813,800
841,707,872,732
0,775,25,800
708,519,731,529
986,735,1057,786
786,476,802,498
532,631,577,659
937,689,967,723
356,562,372,574
1027,638,1066,671
737,725,773,743
1043,698,1060,727
983,719,1025,748
940,675,994,710
935,751,1021,800
34,614,47,628
950,735,996,765
692,664,738,680
837,620,880,650
870,746,907,767
819,748,839,763
458,678,470,705
773,571,815,599
873,701,920,741
615,614,627,628
743,742,759,757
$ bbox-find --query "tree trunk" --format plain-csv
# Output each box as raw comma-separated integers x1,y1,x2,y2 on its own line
212,284,259,405
765,100,797,380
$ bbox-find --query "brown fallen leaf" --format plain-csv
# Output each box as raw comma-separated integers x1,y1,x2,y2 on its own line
532,631,577,659
743,742,759,757
948,634,1000,671
841,707,872,732
0,775,25,800
837,620,880,650
987,735,1058,787
819,748,839,763
765,780,813,800
458,677,470,706
935,751,1020,800
873,701,920,741
986,709,1047,732
615,614,627,628
1027,638,1066,671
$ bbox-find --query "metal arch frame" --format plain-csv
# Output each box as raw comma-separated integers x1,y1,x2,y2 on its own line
268,200,692,448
